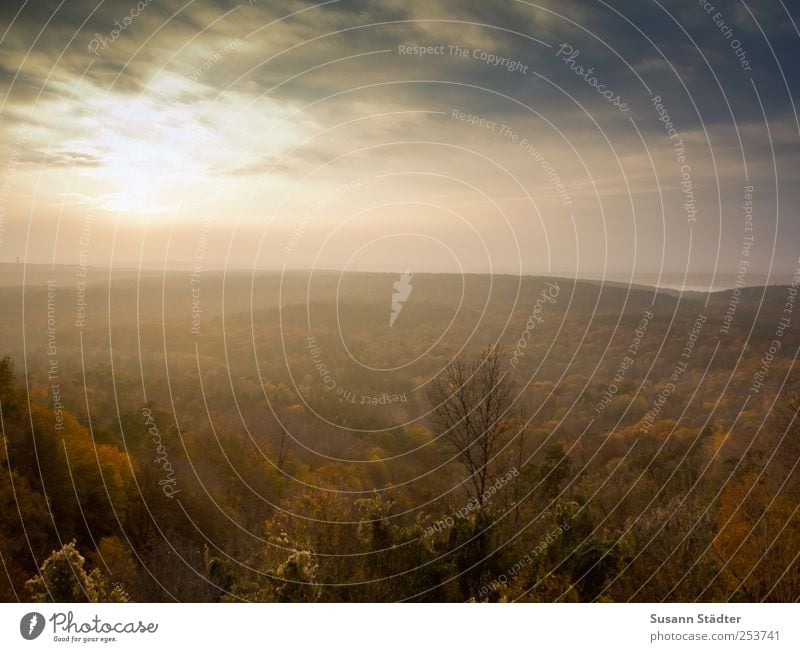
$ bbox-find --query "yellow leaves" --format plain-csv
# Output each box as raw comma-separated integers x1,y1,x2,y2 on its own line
715,476,800,599
92,536,137,590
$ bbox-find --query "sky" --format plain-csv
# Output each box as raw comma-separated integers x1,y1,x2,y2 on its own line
0,0,798,284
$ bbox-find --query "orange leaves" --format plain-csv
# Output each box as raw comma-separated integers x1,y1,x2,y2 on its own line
715,475,800,600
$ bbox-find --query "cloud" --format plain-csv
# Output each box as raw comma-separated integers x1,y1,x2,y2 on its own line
19,149,103,168
0,0,797,274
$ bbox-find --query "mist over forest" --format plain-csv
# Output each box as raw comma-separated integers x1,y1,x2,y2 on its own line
2,268,799,602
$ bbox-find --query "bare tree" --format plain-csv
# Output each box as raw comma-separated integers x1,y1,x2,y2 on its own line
427,347,517,506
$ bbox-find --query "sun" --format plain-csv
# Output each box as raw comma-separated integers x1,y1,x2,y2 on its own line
88,99,214,215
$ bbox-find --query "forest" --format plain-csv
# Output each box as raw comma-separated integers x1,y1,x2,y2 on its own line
1,267,799,602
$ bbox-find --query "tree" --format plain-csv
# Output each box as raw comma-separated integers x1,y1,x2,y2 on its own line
715,475,800,601
426,348,520,598
426,347,518,507
268,550,321,602
0,435,50,600
25,540,128,602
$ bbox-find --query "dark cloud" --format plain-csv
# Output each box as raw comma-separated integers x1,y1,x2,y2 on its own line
2,0,796,129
